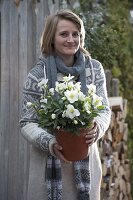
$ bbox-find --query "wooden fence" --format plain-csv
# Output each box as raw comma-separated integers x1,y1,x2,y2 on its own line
0,1,60,200
0,1,78,199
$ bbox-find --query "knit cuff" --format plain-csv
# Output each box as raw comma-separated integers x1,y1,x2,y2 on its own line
94,121,101,142
48,137,58,157
21,122,57,152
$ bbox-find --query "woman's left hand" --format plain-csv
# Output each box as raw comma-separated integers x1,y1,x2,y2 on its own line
85,122,99,146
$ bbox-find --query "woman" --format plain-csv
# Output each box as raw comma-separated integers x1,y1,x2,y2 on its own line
20,9,111,200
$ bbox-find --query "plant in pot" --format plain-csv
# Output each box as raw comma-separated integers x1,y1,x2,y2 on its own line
27,74,105,161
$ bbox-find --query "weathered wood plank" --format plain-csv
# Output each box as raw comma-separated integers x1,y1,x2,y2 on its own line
112,78,119,96
17,0,34,200
105,69,112,97
0,1,10,199
48,0,59,14
35,0,50,58
18,1,30,199
27,0,37,69
8,1,19,199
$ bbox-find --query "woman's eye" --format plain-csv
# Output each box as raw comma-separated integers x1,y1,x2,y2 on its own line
60,32,68,37
60,32,80,38
73,32,80,38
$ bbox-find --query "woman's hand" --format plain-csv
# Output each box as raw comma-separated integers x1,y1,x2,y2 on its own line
53,143,72,163
85,122,99,146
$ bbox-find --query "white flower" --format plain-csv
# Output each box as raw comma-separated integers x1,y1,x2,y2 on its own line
55,82,60,92
87,84,96,95
62,97,66,100
67,81,74,89
49,88,54,95
62,111,66,118
92,94,103,108
51,114,56,119
74,82,81,91
55,82,67,92
64,89,78,103
84,102,91,114
63,74,74,82
40,104,45,108
65,104,80,119
40,98,47,104
74,120,78,124
81,121,85,125
78,91,85,101
27,102,32,107
38,78,48,88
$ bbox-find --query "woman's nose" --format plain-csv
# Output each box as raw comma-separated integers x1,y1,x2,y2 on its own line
67,34,74,42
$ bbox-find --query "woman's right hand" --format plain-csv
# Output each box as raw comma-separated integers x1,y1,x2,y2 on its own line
53,143,72,163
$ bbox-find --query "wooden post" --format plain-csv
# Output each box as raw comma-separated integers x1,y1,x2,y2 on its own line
112,78,119,97
105,69,112,97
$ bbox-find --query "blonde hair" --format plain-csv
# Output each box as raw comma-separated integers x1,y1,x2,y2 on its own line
40,9,89,56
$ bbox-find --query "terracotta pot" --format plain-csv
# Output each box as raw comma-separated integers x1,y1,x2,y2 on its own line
54,128,90,161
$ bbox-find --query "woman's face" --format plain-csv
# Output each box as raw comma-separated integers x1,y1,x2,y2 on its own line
54,19,80,58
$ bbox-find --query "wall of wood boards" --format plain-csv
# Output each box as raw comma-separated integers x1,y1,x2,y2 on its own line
0,0,60,199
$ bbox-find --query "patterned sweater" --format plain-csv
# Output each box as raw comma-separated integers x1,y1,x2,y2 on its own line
20,56,111,200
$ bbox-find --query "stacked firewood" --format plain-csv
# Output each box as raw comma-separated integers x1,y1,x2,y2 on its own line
99,96,132,200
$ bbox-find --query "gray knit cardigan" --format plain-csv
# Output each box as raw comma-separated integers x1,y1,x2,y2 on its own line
20,56,111,200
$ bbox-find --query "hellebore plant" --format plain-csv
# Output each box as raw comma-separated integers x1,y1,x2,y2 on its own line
27,74,105,135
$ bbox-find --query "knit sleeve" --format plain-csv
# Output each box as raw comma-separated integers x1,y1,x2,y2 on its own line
91,59,111,140
19,65,57,155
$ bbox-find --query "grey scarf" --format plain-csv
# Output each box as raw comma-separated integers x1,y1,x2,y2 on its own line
46,50,87,95
43,51,90,200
